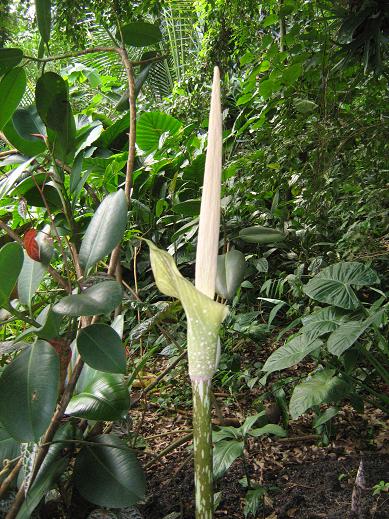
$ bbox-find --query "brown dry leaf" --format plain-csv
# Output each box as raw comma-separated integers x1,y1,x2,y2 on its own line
286,507,299,517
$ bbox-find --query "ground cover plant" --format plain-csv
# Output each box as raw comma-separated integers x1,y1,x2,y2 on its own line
0,1,388,518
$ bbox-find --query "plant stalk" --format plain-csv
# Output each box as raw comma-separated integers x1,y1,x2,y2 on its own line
192,378,213,519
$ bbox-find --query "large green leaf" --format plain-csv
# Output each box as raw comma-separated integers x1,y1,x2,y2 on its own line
3,109,46,156
239,225,285,244
248,424,287,438
0,67,26,130
97,113,129,148
77,324,126,374
66,372,129,420
289,368,349,419
35,72,76,158
53,281,122,317
0,242,24,308
213,439,244,479
13,104,46,138
79,190,127,273
17,252,47,307
327,312,382,357
74,434,145,507
262,334,323,375
35,0,51,43
120,22,162,47
303,262,380,310
0,340,59,441
0,48,23,75
136,112,182,152
216,250,246,300
301,306,350,340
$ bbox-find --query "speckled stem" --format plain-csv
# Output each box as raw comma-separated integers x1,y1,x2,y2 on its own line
192,378,213,519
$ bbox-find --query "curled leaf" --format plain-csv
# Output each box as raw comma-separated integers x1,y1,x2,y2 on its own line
145,240,228,380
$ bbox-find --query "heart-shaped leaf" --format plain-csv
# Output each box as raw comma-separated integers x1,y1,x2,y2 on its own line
239,225,285,244
303,262,380,309
0,67,26,130
77,324,126,374
216,250,246,299
301,306,350,340
0,242,24,308
0,340,59,441
79,190,127,273
327,311,383,357
119,22,162,47
53,281,122,316
262,334,323,375
74,434,145,507
289,368,349,419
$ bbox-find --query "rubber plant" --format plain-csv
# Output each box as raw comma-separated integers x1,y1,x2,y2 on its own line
145,66,227,519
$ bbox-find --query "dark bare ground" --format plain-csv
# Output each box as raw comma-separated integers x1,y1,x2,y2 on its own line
140,451,389,519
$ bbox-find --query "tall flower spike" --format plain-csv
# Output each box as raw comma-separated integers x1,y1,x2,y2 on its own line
146,66,225,518
195,66,222,299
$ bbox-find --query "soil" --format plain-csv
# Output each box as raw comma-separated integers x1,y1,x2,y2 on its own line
135,401,389,519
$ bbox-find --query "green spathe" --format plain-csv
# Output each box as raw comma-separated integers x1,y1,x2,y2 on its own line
146,240,228,380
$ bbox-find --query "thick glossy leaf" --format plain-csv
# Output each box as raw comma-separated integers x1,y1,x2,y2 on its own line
301,306,350,340
0,48,23,75
303,262,380,310
53,281,122,317
13,104,46,138
3,113,46,156
262,334,323,375
327,312,382,357
120,22,162,47
136,112,182,152
74,434,145,507
0,424,20,482
35,0,51,43
289,368,349,420
239,225,285,244
0,340,59,441
77,324,126,374
146,240,228,380
79,190,127,273
66,373,129,420
0,242,24,307
16,305,62,342
35,72,75,158
0,67,26,130
244,487,266,518
23,183,62,210
213,439,244,479
17,251,47,307
216,250,246,299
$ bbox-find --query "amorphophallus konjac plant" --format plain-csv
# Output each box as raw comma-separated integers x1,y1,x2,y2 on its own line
145,67,226,519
